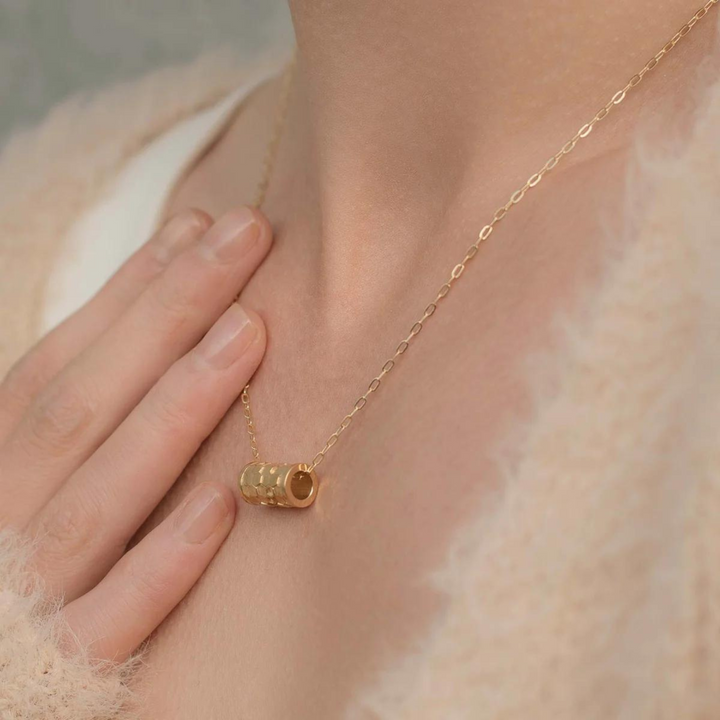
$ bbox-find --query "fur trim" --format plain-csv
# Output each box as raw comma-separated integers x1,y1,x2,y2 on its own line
1,35,720,720
352,41,720,720
0,47,286,379
0,48,287,719
0,530,139,719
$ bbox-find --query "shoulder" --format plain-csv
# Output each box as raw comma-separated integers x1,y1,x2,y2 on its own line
0,49,286,375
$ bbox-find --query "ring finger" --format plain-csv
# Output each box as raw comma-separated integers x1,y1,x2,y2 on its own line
0,209,210,444
61,481,236,663
29,303,265,599
0,207,271,527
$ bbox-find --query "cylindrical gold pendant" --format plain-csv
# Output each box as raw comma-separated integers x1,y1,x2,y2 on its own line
238,462,318,508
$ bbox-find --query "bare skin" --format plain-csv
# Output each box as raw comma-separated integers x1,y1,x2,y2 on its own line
131,3,717,718
0,208,271,661
1,1,713,719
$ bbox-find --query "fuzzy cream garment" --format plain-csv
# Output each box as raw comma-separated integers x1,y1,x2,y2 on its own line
0,531,138,720
1,47,720,720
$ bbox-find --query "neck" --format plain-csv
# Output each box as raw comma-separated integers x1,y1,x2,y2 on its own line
266,0,715,316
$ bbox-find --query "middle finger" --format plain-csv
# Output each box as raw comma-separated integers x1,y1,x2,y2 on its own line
0,208,271,526
30,304,264,599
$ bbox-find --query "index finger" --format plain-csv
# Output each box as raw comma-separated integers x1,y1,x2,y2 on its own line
0,209,211,444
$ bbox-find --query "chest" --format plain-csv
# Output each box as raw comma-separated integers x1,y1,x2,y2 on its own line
134,300,514,718
134,214,613,719
136,119,629,716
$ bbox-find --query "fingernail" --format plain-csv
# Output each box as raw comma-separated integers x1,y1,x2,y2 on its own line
174,484,233,544
194,304,259,369
154,211,210,264
199,208,260,261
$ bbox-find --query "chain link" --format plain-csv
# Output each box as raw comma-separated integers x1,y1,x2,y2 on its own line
241,1,718,472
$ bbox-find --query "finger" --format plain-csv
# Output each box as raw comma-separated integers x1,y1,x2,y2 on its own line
0,209,210,444
0,208,271,526
30,305,265,598
62,482,235,663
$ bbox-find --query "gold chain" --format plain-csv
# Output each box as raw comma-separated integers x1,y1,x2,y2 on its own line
241,1,718,473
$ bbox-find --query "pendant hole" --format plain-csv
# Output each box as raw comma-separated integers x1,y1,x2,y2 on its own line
291,471,313,501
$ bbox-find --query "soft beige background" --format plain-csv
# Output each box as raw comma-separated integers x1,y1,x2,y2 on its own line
0,0,293,145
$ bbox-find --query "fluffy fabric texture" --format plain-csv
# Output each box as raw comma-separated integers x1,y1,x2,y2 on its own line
352,45,720,720
1,42,720,720
0,50,285,720
0,531,137,719
0,48,284,379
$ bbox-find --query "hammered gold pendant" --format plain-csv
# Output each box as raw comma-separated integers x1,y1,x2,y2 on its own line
239,462,319,508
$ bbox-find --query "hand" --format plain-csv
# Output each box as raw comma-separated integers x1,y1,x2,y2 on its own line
0,206,271,661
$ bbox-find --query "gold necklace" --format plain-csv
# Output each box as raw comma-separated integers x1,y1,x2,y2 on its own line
238,1,718,508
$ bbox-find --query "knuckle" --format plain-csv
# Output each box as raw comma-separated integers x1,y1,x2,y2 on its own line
34,502,99,567
144,384,201,439
147,276,198,333
25,378,96,452
1,344,56,413
124,556,173,612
